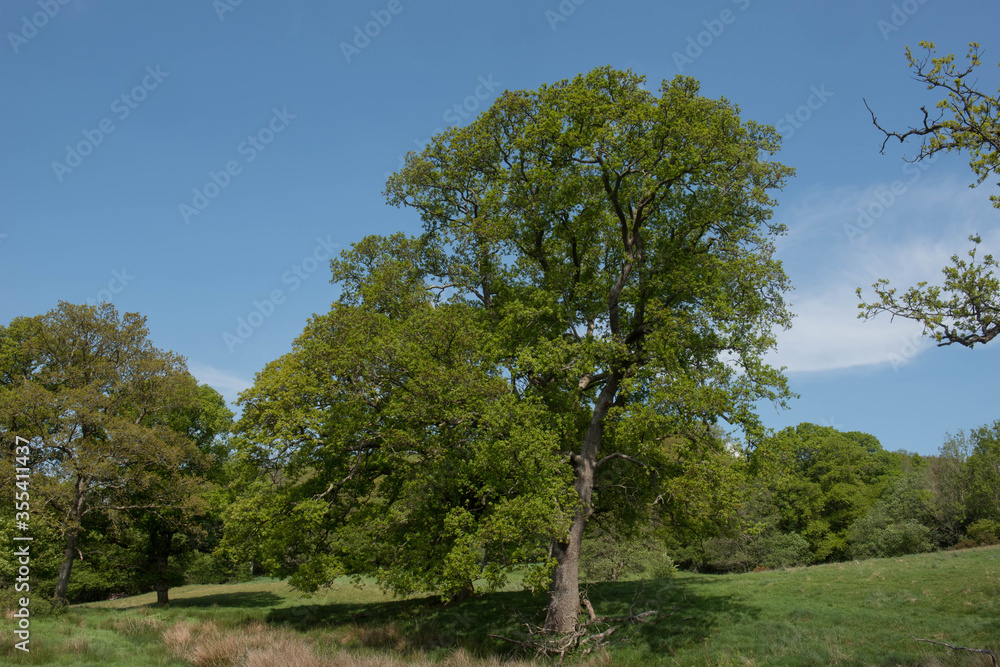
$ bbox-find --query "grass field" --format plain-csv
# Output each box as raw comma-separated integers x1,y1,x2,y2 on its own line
2,546,998,666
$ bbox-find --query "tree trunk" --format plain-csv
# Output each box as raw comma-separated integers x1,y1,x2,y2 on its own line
54,478,87,607
151,527,173,607
544,507,588,632
154,579,169,607
543,378,618,633
445,580,475,606
53,527,78,606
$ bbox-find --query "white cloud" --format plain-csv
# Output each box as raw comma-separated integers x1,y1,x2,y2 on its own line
766,174,1000,373
186,361,252,406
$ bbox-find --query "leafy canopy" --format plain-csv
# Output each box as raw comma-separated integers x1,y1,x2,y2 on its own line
225,66,796,606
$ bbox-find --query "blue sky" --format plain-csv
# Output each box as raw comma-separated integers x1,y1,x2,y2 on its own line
3,0,999,456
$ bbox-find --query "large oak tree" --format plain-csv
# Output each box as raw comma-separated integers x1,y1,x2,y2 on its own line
229,67,795,633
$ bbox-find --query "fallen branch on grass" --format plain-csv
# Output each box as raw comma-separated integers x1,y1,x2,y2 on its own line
489,597,675,665
910,635,997,666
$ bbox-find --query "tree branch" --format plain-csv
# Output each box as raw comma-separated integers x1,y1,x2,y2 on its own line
595,452,649,471
910,635,998,666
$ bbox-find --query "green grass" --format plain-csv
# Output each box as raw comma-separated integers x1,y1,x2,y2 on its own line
2,546,998,665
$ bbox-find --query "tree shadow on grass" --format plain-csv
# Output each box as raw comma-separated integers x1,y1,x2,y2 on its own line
163,591,286,609
582,577,761,658
96,590,286,611
265,578,758,660
267,589,548,655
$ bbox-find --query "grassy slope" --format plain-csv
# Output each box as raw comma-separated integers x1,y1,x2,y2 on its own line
2,546,998,666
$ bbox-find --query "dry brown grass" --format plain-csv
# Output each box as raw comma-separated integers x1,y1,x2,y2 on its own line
159,617,602,666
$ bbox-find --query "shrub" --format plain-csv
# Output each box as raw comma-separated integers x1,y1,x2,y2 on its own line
184,551,244,585
581,534,676,582
849,518,933,560
756,532,813,569
964,518,1000,546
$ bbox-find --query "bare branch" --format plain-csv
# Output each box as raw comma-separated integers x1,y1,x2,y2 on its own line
595,452,649,471
910,635,998,666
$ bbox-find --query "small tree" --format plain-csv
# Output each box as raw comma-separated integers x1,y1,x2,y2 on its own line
0,303,207,605
965,420,1000,524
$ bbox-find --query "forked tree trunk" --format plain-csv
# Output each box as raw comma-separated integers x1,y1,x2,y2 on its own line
543,379,618,633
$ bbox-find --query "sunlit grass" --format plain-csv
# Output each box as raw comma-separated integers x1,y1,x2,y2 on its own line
2,547,998,665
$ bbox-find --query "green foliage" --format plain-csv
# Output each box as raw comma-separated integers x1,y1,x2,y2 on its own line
183,550,249,585
860,42,1000,347
580,531,676,582
848,473,935,560
222,301,574,599
924,431,971,545
755,532,813,569
0,302,223,605
963,518,1000,546
227,66,795,626
965,420,1000,523
749,423,904,562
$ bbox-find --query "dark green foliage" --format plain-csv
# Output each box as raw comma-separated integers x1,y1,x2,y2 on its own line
754,532,813,569
848,473,935,560
183,550,250,585
749,423,904,562
580,531,676,582
965,420,1000,523
964,519,1000,546
0,303,232,606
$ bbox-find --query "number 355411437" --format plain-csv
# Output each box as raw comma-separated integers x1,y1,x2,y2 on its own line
14,440,30,522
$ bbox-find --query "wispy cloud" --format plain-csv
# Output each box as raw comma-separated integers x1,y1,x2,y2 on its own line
768,175,999,373
187,361,252,405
